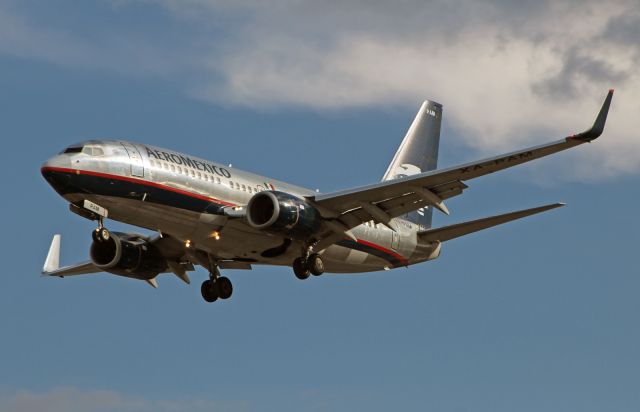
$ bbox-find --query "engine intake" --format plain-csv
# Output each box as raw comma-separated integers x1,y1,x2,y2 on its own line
247,191,321,239
90,232,167,279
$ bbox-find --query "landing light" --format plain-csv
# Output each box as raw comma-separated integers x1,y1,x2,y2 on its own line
185,240,191,248
211,231,221,240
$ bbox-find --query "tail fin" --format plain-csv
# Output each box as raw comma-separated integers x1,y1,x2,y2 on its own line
383,99,443,229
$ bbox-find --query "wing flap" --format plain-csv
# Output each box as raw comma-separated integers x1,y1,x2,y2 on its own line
418,203,565,243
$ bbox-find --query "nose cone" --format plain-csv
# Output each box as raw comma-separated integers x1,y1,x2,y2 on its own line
41,155,72,194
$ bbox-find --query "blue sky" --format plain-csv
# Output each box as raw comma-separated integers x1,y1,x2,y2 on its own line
0,1,638,411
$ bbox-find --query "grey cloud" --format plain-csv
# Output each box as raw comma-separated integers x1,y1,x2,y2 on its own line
532,47,629,99
603,12,640,53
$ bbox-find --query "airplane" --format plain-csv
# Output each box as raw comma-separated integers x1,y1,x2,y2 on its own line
41,90,613,303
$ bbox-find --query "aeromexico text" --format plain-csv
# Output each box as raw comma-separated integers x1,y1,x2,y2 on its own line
145,147,232,178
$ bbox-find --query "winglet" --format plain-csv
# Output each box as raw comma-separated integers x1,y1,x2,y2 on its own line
43,234,61,274
571,89,614,142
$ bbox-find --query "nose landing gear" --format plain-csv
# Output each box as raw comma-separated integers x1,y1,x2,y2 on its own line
91,217,111,243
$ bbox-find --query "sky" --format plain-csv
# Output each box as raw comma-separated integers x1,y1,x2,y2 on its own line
0,0,638,411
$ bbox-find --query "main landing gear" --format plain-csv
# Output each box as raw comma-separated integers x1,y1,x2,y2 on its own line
293,251,325,280
201,263,233,303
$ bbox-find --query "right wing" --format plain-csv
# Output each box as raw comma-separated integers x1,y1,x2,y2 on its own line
307,90,613,245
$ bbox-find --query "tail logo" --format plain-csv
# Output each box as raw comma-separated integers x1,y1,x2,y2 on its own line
392,163,422,179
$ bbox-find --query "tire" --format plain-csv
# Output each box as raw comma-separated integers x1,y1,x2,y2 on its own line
293,258,310,280
308,254,325,276
217,277,233,300
201,280,218,303
99,227,110,242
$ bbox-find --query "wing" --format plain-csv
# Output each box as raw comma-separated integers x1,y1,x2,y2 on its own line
418,203,565,242
41,235,101,277
41,234,195,286
307,90,613,244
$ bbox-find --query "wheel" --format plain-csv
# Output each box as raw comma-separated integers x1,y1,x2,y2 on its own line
96,227,110,242
201,279,218,303
293,257,310,280
308,254,325,276
217,276,233,300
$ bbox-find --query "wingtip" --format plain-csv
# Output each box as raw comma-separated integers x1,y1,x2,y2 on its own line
570,90,613,142
43,234,61,274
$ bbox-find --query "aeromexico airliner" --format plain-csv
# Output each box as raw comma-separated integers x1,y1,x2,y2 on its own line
41,90,613,303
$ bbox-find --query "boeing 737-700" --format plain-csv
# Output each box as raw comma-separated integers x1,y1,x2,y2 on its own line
41,90,613,303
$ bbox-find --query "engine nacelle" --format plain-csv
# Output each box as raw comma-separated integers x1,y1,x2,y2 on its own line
246,191,321,239
90,232,167,279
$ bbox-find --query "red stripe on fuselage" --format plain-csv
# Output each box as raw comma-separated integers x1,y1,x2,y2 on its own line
41,166,238,207
356,238,408,266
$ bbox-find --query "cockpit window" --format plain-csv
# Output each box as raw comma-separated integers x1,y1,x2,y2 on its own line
82,146,104,156
62,145,83,154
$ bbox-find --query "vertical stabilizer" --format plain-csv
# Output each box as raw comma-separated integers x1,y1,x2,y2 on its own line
383,100,442,229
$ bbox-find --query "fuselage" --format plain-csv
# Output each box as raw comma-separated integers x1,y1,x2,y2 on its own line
42,140,439,273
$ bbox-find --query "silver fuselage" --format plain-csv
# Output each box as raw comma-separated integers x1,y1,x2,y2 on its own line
42,140,440,273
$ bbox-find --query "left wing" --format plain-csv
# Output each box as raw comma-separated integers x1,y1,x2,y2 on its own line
308,90,613,241
41,234,195,287
42,235,100,277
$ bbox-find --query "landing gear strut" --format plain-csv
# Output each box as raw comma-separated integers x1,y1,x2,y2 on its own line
201,260,233,303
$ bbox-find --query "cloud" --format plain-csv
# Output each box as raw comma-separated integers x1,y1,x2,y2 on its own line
0,387,247,412
0,3,186,76
1,0,638,180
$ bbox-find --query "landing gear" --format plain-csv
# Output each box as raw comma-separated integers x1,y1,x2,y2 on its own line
293,257,310,280
200,260,233,303
217,276,233,299
201,279,219,302
292,252,324,280
307,253,324,276
92,227,110,242
91,216,111,242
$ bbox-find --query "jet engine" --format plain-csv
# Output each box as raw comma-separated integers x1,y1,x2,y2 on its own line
246,191,322,239
90,232,167,279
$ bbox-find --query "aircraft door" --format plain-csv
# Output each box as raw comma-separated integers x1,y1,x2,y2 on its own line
121,143,145,177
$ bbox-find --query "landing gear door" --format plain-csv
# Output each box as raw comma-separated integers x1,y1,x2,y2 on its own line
121,142,145,177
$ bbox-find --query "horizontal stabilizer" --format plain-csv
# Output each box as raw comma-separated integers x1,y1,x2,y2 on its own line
418,203,565,243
